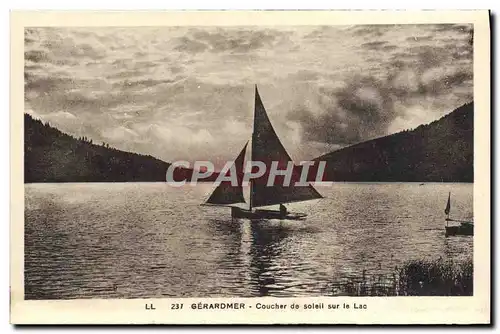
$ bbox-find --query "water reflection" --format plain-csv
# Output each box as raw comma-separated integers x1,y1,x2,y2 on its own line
208,218,293,296
248,220,291,296
25,183,473,299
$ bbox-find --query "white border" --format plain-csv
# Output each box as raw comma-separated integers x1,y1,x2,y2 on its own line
4,5,496,331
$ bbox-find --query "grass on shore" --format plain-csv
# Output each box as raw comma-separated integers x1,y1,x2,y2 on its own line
330,258,473,296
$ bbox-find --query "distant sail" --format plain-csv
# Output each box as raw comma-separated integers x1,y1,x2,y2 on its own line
250,86,323,208
445,192,451,215
205,142,248,205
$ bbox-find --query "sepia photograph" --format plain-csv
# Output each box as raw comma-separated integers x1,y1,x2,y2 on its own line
10,10,490,325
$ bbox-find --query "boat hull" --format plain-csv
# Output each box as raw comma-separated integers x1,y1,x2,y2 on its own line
231,207,307,220
445,222,473,237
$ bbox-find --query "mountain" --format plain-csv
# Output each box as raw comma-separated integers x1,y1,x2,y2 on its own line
314,102,474,182
25,101,473,183
24,114,217,183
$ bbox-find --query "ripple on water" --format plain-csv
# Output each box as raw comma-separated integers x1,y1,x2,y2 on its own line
24,182,473,299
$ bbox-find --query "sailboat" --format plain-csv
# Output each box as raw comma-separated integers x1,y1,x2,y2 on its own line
444,192,474,237
202,86,323,220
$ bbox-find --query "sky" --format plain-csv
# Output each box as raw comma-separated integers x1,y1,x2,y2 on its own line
24,24,473,165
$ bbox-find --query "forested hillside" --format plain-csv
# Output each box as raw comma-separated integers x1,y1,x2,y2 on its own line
315,102,473,182
24,114,216,183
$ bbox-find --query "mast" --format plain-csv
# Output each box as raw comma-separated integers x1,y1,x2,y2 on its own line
248,85,258,212
249,178,253,211
445,191,451,225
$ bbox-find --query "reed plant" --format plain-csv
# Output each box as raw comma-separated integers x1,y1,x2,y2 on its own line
330,258,473,296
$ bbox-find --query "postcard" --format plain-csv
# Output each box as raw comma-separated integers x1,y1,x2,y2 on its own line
10,10,490,325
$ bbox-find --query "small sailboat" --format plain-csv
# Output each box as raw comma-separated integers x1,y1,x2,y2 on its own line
444,192,473,237
202,86,323,220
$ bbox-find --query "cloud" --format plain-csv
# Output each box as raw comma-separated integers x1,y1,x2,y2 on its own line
432,24,473,34
174,36,208,53
288,29,473,147
289,75,396,145
25,50,47,63
348,25,395,37
173,28,282,54
405,35,433,42
360,41,388,50
121,78,179,88
102,126,139,141
24,25,474,162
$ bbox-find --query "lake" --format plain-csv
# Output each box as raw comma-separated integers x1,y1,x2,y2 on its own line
24,182,473,299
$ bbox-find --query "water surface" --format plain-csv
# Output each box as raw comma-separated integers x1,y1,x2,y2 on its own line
24,182,473,299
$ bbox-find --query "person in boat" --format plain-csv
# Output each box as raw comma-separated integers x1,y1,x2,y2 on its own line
279,204,288,216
